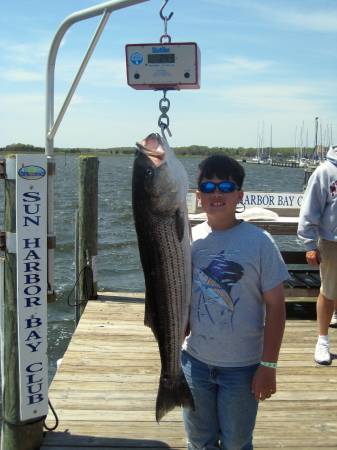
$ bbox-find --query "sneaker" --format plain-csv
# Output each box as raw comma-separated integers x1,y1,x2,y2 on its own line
315,340,332,365
330,312,337,328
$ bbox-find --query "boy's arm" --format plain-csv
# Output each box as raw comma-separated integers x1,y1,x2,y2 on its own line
297,170,326,251
251,283,286,401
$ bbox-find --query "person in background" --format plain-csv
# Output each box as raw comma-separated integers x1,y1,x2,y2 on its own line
298,145,337,365
182,154,289,450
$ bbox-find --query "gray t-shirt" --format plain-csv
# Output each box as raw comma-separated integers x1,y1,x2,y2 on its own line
182,220,289,367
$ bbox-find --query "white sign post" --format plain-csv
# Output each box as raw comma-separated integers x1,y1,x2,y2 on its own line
16,155,48,421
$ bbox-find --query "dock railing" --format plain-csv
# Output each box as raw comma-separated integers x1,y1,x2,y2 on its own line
187,189,320,299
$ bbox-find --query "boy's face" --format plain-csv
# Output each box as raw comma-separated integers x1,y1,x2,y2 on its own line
196,176,243,219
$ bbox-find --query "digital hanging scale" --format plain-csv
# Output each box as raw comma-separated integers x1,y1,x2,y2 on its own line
125,42,201,90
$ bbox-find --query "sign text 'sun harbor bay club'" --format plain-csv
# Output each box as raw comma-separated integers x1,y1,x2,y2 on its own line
16,155,48,421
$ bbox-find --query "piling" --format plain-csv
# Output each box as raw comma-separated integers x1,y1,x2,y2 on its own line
78,155,98,317
1,156,44,450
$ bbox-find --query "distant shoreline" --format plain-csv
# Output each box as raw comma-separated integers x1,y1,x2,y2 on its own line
0,143,316,159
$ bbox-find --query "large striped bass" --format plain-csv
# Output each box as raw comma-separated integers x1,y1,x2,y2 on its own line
132,133,194,422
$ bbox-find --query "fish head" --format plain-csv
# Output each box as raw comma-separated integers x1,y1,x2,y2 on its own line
133,133,188,215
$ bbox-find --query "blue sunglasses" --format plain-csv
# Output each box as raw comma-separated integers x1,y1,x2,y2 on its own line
199,180,238,194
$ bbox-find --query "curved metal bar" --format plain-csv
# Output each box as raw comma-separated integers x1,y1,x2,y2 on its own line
45,0,149,156
47,10,111,142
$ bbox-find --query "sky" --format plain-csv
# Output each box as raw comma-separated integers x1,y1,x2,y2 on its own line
1,0,337,149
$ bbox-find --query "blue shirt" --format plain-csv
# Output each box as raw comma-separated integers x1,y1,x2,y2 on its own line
183,220,289,367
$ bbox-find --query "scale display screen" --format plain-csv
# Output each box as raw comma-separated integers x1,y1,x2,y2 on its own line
126,42,200,90
148,53,175,64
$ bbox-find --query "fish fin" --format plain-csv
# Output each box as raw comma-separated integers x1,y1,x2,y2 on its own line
220,290,235,312
175,209,185,242
156,371,195,422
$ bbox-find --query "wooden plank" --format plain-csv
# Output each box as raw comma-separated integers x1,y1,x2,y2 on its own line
41,298,337,449
42,448,185,450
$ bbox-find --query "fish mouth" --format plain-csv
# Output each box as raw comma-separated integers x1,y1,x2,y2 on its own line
136,133,166,167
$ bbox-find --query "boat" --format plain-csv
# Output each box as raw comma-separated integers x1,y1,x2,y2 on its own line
246,123,272,165
245,156,269,164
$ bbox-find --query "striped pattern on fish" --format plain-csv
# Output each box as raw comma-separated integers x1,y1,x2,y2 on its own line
132,133,194,422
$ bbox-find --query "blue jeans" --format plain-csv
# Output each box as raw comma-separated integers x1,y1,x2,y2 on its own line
181,351,259,450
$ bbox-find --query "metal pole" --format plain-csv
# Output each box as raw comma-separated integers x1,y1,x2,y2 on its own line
45,0,150,297
75,210,80,326
0,255,4,392
45,0,150,156
48,11,111,141
0,256,3,450
314,116,319,159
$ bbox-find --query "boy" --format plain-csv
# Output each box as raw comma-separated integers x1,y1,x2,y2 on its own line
182,154,289,450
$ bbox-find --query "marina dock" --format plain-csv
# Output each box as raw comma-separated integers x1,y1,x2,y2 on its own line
41,292,337,450
271,161,300,168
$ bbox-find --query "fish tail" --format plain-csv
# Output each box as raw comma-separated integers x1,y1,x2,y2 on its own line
155,372,195,423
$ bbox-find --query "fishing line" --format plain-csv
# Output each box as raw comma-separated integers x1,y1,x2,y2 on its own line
67,263,94,307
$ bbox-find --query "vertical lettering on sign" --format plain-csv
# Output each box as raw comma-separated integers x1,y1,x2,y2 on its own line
16,156,48,421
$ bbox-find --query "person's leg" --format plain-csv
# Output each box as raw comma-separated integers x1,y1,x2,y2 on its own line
217,364,259,450
315,293,334,364
317,293,335,336
329,300,337,328
315,239,337,364
181,351,219,450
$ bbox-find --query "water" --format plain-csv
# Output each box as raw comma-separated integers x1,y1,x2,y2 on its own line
0,154,306,380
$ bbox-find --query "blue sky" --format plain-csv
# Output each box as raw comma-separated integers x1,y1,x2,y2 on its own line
1,0,337,148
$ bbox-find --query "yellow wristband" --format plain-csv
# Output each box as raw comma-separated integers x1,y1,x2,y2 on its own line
260,361,277,369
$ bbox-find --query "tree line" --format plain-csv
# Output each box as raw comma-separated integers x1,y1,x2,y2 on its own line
0,142,316,159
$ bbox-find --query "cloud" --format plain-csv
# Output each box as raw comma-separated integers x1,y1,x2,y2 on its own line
256,3,337,32
201,0,337,33
0,40,48,84
204,80,337,114
0,93,44,108
205,57,273,78
0,69,44,82
0,92,87,117
39,56,127,89
80,58,127,88
0,41,49,65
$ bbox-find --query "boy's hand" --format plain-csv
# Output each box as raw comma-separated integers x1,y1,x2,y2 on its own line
306,249,320,266
251,365,276,401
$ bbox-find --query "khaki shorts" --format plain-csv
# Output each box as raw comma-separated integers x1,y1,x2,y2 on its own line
318,239,337,300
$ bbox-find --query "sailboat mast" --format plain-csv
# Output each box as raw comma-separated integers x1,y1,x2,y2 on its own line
314,116,319,160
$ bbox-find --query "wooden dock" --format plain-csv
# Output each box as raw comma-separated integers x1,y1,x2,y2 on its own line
41,293,337,450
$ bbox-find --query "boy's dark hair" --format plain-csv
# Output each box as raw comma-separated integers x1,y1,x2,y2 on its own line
197,154,245,189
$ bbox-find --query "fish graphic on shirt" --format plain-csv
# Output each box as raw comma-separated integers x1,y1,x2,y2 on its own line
194,251,244,323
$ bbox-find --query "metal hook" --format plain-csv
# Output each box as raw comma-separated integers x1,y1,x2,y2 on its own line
159,0,173,22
